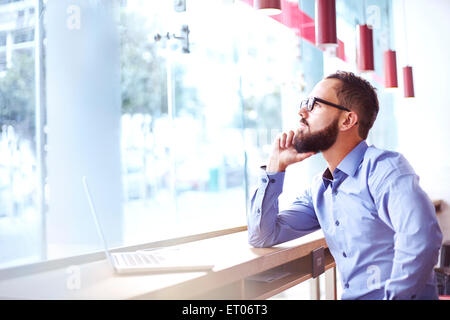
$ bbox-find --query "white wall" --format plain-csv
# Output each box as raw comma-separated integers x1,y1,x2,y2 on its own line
392,0,450,242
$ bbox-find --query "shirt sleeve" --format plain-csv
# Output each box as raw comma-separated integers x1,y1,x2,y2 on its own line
247,167,321,248
374,173,443,300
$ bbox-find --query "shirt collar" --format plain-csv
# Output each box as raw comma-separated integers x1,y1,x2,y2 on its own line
336,140,368,177
321,140,368,187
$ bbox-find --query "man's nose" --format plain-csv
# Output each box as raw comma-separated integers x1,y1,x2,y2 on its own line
298,106,308,119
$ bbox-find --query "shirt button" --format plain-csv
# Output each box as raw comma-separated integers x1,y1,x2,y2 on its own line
270,178,276,183
257,208,261,213
335,220,340,226
262,178,267,183
342,252,347,258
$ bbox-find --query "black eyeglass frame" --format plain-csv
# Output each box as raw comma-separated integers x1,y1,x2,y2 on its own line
300,97,351,113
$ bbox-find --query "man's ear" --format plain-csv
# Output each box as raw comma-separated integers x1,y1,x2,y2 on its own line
341,112,359,131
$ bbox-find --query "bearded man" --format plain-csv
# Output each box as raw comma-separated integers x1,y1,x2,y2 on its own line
247,71,442,300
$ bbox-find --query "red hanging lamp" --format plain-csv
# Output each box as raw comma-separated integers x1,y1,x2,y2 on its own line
402,0,415,98
358,25,374,71
357,1,374,72
403,66,415,98
383,6,398,89
254,0,282,15
384,50,398,89
315,0,338,49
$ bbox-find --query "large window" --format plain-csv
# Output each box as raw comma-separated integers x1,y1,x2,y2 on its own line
0,0,303,268
0,0,399,272
0,0,39,268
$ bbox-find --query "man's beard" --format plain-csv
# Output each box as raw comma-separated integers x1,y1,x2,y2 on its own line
294,117,340,153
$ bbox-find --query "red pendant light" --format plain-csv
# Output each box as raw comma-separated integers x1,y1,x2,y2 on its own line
384,50,398,88
315,0,338,48
401,0,415,98
357,1,374,72
357,24,374,72
383,5,398,90
403,66,415,98
254,0,282,15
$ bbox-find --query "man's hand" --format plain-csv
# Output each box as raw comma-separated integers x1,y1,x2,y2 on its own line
267,130,315,172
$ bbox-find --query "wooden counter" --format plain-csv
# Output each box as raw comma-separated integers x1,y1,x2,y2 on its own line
0,229,335,300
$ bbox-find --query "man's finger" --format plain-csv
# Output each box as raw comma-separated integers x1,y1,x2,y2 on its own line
286,130,294,148
295,152,316,162
280,132,287,149
273,135,281,151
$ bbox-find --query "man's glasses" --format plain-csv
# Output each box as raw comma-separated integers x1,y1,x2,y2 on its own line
300,97,350,113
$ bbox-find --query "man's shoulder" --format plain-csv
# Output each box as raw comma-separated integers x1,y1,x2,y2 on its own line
364,145,397,162
363,145,416,188
363,145,412,170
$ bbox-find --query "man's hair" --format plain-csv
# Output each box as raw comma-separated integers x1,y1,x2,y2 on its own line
325,71,379,140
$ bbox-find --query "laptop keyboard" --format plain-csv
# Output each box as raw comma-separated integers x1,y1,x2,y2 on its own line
119,253,162,266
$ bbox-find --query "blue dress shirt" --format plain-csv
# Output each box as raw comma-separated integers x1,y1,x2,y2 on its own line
247,140,443,299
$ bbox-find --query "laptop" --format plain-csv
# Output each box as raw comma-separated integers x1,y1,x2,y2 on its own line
82,176,214,274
